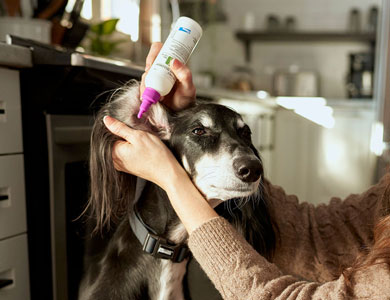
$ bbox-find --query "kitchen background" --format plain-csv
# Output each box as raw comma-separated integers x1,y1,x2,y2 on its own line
142,0,386,204
31,0,385,204
189,0,379,99
0,1,389,300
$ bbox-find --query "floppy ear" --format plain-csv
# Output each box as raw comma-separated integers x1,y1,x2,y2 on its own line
87,80,171,233
107,80,172,140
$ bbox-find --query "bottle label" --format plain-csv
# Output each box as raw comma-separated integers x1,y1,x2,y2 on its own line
149,20,202,85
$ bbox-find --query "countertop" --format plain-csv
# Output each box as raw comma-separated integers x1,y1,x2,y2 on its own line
197,87,376,111
0,42,32,68
198,87,277,108
0,40,144,78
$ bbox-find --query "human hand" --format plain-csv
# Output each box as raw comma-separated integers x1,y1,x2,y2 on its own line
103,115,187,190
103,116,218,234
141,42,196,111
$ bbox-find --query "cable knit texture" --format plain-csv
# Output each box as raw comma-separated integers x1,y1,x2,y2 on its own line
188,174,390,299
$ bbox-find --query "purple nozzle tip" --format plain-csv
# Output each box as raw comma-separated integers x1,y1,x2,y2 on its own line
138,87,161,119
137,109,145,119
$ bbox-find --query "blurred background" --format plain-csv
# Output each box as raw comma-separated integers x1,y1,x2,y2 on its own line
0,1,389,300
0,0,382,99
11,0,384,204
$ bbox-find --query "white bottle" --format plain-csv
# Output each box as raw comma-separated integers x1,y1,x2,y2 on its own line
138,17,203,118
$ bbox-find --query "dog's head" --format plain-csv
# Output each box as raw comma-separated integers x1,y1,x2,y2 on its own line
89,80,263,226
88,80,276,258
169,103,263,205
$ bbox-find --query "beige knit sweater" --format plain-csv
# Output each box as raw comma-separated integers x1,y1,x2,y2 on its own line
188,174,390,299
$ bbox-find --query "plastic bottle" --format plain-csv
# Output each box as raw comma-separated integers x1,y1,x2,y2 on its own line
138,17,203,118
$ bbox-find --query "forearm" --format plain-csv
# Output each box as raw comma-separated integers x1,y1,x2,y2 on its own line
164,168,218,234
188,217,390,300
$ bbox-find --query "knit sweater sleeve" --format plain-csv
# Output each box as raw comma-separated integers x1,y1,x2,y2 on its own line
266,173,390,282
188,217,390,300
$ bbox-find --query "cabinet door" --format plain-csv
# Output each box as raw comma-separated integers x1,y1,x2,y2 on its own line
0,68,23,154
0,155,27,239
271,108,376,204
0,234,30,300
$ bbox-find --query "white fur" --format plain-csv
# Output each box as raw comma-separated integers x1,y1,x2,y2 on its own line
157,260,187,300
117,236,125,255
199,114,214,128
181,155,191,174
237,118,245,128
147,102,171,140
113,81,172,140
78,255,107,300
154,224,188,300
168,223,188,244
193,152,260,201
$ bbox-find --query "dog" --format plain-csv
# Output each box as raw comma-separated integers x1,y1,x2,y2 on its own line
78,80,276,300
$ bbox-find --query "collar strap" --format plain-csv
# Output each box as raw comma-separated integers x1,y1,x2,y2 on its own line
129,179,189,263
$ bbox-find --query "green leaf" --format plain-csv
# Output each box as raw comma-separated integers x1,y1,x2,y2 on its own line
101,18,120,35
101,41,116,55
89,18,120,36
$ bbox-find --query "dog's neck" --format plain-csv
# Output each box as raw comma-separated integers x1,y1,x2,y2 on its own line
135,182,188,244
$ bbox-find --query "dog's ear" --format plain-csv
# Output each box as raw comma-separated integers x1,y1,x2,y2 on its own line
108,80,172,140
86,80,173,233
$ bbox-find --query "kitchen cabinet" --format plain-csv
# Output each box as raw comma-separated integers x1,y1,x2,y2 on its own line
0,67,30,300
271,104,377,204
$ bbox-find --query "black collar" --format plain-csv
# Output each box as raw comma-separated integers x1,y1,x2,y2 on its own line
128,179,189,263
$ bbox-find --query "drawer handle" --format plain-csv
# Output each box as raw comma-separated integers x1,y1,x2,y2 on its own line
0,101,4,122
0,195,8,201
0,100,4,116
0,279,13,289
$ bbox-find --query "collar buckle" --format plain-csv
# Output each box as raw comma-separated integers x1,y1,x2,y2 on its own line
143,232,189,263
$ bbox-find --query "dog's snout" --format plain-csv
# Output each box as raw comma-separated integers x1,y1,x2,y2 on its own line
233,158,263,183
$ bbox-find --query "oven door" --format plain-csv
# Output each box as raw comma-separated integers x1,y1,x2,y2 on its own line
46,114,93,300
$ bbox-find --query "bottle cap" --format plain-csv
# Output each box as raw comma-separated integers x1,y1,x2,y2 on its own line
138,87,161,119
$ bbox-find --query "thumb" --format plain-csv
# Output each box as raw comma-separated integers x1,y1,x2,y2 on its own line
103,116,135,143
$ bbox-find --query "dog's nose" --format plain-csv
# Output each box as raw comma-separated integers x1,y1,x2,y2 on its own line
233,158,263,182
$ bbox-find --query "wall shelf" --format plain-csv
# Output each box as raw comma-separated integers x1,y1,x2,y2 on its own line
235,31,376,62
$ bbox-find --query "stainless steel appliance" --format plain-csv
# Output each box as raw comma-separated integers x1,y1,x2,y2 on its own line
273,68,319,97
347,52,374,98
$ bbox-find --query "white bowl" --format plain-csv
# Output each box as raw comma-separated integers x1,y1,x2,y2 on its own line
0,17,52,44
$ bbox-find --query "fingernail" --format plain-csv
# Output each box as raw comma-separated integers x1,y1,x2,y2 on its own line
169,58,176,68
103,115,113,126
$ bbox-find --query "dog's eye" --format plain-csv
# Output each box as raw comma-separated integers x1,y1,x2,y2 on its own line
192,128,206,136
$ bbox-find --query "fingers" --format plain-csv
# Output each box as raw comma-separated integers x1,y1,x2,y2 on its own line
111,140,129,172
145,42,163,71
141,43,163,96
140,72,146,96
170,59,194,90
103,116,135,142
141,44,196,111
